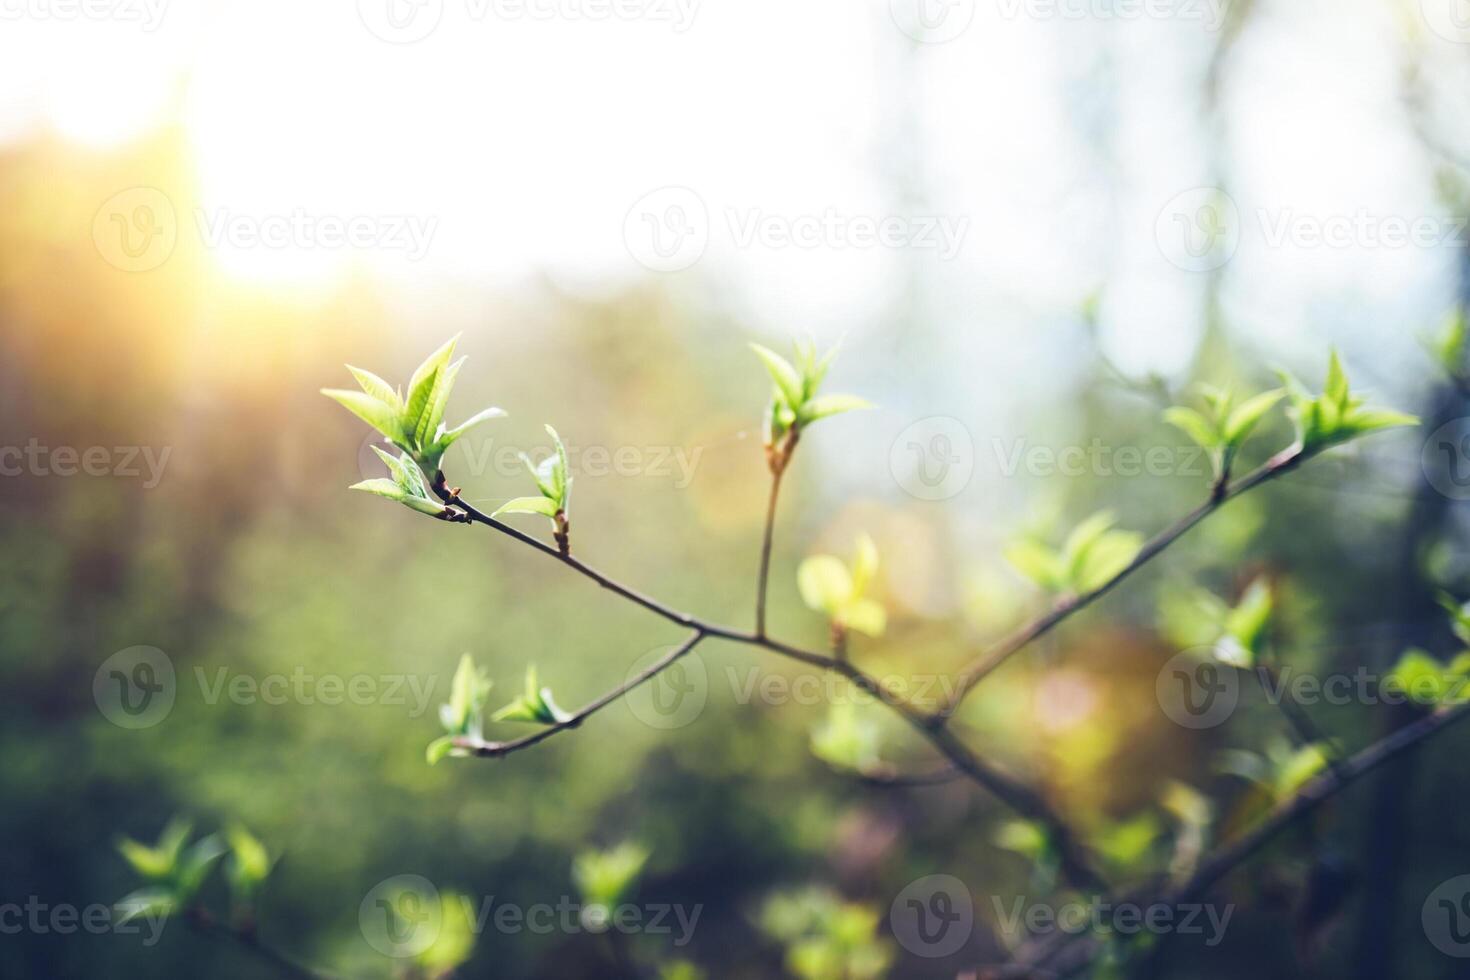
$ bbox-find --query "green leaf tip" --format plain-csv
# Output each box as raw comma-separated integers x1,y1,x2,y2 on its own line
323,336,505,479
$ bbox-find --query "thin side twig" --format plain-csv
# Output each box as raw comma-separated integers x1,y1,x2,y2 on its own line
940,449,1304,716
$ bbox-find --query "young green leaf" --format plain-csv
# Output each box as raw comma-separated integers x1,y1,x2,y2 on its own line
174,834,227,904
1429,307,1468,380
492,496,559,519
324,336,505,476
1386,648,1470,707
1216,577,1272,668
797,556,853,615
1165,384,1285,483
1163,406,1220,453
117,817,193,881
346,365,403,410
573,842,651,908
810,702,881,773
798,393,872,425
1438,592,1470,646
1003,538,1066,592
426,735,457,766
1223,389,1285,446
416,888,478,977
321,388,406,445
492,666,571,725
352,447,447,517
752,339,870,468
114,888,176,927
224,824,273,908
438,653,493,738
797,535,886,637
749,343,805,410
496,425,571,535
1279,351,1418,457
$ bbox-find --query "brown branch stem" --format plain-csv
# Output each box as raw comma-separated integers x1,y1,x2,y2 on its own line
430,472,1107,890
941,449,1304,717
755,467,785,639
1014,699,1470,977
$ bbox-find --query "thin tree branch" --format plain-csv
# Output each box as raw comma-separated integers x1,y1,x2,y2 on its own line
429,474,1108,890
1255,663,1350,782
940,449,1304,717
188,910,334,980
857,763,963,787
1013,699,1470,978
453,631,706,757
755,468,785,638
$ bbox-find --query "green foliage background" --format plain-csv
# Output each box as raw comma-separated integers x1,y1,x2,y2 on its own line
1,132,1468,979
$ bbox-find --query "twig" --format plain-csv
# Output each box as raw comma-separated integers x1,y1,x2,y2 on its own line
1018,699,1470,977
188,910,334,980
454,631,706,757
429,475,1109,891
1255,663,1350,782
754,468,785,639
940,449,1304,716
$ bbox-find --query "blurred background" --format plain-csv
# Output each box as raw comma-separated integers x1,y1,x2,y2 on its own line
2,0,1469,977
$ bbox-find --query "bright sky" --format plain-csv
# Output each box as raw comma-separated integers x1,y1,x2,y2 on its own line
0,0,1463,388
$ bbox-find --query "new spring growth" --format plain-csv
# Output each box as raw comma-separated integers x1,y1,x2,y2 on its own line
798,533,887,648
322,334,505,516
749,340,870,475
493,424,573,555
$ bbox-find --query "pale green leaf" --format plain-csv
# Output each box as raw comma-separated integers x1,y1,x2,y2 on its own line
1163,406,1219,451
437,406,507,449
810,702,880,773
749,343,804,409
1004,538,1064,591
492,496,559,519
321,388,403,443
115,888,176,927
416,889,478,974
798,555,853,615
841,598,887,638
349,479,407,501
425,735,457,765
573,843,650,907
1217,577,1272,667
416,355,466,453
225,824,271,886
1222,389,1285,445
404,335,461,447
347,365,402,410
798,393,872,425
1072,530,1143,593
